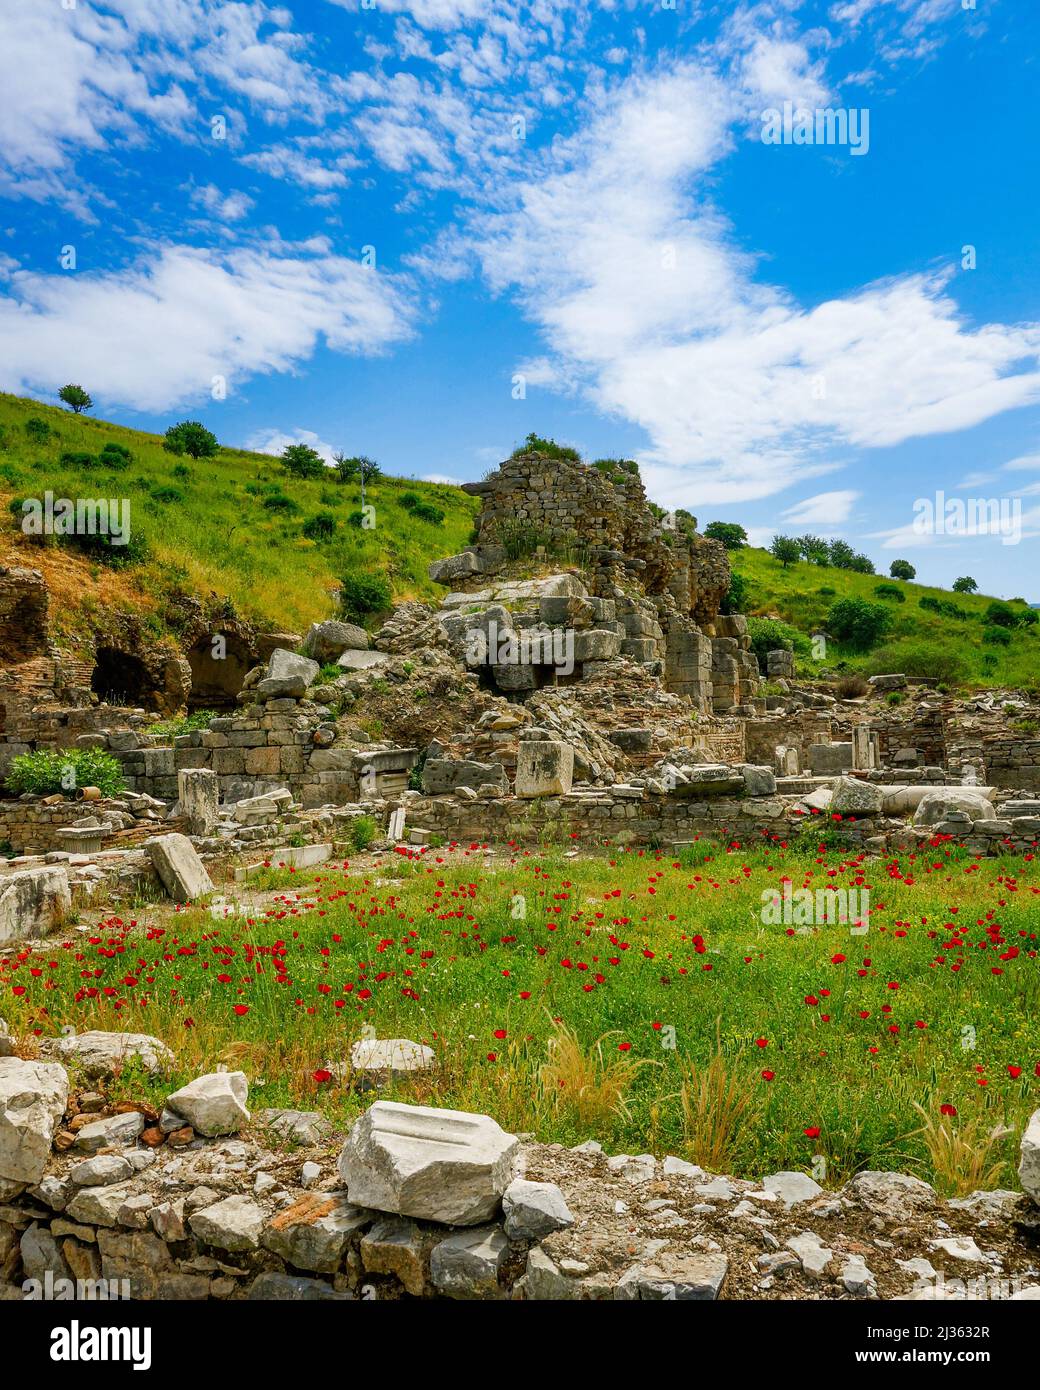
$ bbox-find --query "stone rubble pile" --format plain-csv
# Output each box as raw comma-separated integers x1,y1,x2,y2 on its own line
1,1041,1039,1302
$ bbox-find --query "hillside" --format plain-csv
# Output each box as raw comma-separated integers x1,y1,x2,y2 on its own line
0,393,478,640
731,544,1039,690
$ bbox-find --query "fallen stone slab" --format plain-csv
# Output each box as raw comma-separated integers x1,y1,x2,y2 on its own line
430,1225,508,1299
48,1030,174,1080
614,1251,729,1300
502,1178,574,1239
914,788,996,828
339,1101,519,1225
350,1038,437,1077
147,833,214,902
74,1111,145,1152
302,620,370,661
830,776,885,817
515,740,574,798
336,649,390,672
0,866,72,947
257,1109,327,1147
0,1057,69,1184
189,1194,265,1252
165,1070,250,1137
762,1171,824,1207
68,1153,133,1188
844,1170,936,1220
262,1192,370,1273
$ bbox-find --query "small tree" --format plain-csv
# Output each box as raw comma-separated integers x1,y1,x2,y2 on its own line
704,521,748,550
769,535,801,569
952,576,978,594
796,534,830,565
333,453,381,511
890,559,916,581
827,538,856,570
849,552,875,575
281,443,327,480
58,383,93,414
163,420,218,460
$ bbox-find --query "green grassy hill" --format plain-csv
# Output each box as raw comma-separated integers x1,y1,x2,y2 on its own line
0,393,478,639
731,545,1039,690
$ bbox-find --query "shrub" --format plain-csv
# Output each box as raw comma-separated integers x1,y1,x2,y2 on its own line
25,417,51,443
514,433,580,462
163,421,218,460
984,601,1017,629
100,442,132,470
890,559,916,581
835,673,870,699
866,639,968,685
746,616,808,669
59,451,97,469
262,492,297,513
349,814,377,852
333,454,381,485
848,553,876,575
302,511,337,541
826,597,892,652
410,501,444,525
150,485,183,504
339,570,391,623
399,492,421,510
982,625,1011,646
719,569,749,616
952,576,977,594
874,584,906,603
62,528,150,568
7,747,125,798
1017,608,1038,627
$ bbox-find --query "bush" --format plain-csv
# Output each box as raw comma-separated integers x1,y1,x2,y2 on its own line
100,442,132,470
348,814,377,852
339,570,391,623
163,421,218,460
25,417,51,443
410,501,444,525
63,528,150,568
982,625,1012,647
826,597,892,652
952,576,977,594
6,747,125,798
984,601,1017,629
874,584,906,603
719,569,749,616
835,673,870,699
59,451,97,469
150,485,183,504
889,559,916,581
865,639,969,685
262,492,298,513
746,616,808,669
399,492,421,510
514,433,581,462
302,511,337,541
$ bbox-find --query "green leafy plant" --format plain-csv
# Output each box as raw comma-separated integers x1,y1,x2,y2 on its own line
827,597,892,652
348,814,377,852
339,570,391,623
58,384,93,414
7,748,125,798
163,421,218,460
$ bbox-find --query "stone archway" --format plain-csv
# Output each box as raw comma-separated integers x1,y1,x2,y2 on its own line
91,647,160,710
185,631,252,709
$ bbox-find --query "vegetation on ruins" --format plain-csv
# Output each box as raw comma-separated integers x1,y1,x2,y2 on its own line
5,747,125,798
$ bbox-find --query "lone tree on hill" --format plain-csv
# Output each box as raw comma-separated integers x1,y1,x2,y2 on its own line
58,383,93,414
889,559,916,580
281,442,327,480
704,521,748,550
163,420,219,460
953,575,978,593
770,534,801,568
333,452,381,510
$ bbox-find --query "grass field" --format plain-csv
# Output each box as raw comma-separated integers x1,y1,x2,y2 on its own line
732,545,1039,690
0,392,479,638
5,836,1039,1193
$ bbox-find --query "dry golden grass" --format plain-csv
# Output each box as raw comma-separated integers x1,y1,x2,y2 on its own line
539,1018,654,1129
673,1026,762,1172
911,1101,1012,1197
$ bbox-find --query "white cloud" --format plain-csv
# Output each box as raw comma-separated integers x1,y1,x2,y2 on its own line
246,427,338,465
782,490,860,525
469,62,1040,504
325,0,492,29
0,242,416,413
422,471,465,483
186,183,255,222
1002,453,1040,472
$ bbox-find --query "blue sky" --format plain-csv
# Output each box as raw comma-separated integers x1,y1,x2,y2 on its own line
1,0,1038,596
